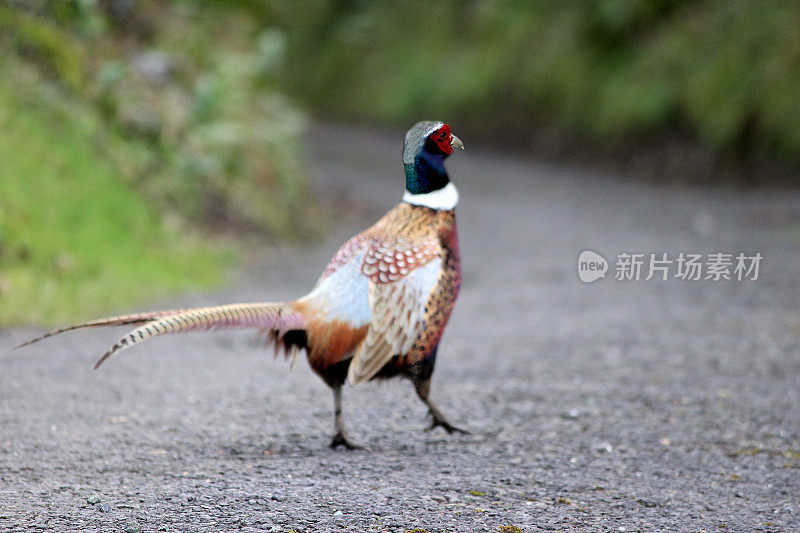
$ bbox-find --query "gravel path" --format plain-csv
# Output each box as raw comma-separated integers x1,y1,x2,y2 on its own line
2,124,799,532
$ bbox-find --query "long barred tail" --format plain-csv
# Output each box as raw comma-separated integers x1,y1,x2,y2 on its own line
14,310,190,349
16,303,306,370
93,303,304,369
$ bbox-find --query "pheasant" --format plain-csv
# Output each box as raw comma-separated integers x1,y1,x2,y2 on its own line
18,120,466,449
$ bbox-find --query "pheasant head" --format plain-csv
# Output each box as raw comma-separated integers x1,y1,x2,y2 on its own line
402,121,464,197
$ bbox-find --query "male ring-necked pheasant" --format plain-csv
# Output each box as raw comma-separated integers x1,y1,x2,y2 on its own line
19,121,466,449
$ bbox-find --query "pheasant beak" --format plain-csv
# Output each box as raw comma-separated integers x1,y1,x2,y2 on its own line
450,134,465,151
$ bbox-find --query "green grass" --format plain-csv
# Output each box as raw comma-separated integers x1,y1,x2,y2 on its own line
0,2,310,236
0,56,233,326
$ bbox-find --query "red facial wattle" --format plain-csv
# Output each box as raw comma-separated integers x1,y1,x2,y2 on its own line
431,124,453,155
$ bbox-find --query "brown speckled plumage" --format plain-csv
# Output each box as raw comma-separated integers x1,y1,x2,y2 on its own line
385,207,460,375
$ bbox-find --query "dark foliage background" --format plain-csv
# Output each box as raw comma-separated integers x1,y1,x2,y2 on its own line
277,0,800,184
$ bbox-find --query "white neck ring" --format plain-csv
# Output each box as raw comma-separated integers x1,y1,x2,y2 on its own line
402,182,459,210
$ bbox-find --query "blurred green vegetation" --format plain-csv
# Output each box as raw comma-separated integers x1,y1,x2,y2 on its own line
0,53,233,324
0,0,307,325
1,0,308,233
277,0,800,183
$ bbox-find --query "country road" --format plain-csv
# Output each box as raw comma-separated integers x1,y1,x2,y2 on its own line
2,123,799,532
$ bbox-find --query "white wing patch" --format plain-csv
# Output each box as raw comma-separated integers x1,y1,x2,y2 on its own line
347,258,441,384
300,249,371,328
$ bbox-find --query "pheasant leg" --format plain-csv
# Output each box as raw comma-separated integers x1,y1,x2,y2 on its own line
329,385,367,450
414,378,470,434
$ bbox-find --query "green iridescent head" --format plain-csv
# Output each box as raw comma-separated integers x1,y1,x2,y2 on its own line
402,121,464,195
